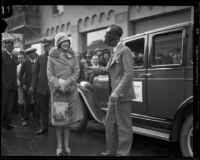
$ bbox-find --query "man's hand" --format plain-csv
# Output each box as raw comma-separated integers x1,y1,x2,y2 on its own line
22,85,27,91
109,92,119,104
28,87,33,95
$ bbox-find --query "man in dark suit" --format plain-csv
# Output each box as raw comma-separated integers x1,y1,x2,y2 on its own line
30,37,53,135
19,47,37,126
1,38,18,129
87,25,135,156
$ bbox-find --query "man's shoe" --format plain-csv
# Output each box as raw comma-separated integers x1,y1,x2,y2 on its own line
35,129,48,135
100,152,116,156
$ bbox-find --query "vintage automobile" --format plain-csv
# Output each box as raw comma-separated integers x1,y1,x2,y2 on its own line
71,21,193,157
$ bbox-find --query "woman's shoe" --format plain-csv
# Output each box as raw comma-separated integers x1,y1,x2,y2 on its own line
56,147,63,156
64,146,71,156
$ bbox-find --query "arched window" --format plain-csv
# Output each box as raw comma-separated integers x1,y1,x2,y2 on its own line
51,27,54,35
46,28,50,36
56,26,59,33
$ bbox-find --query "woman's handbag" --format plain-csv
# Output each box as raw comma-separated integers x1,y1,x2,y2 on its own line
52,101,72,126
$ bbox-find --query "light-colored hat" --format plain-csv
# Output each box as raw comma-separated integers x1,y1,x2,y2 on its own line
40,37,53,46
25,47,37,54
54,32,70,47
2,38,14,44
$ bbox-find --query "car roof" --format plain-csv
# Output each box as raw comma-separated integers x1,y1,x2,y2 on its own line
122,21,193,42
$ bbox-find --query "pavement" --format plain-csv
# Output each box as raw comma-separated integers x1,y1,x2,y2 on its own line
1,114,182,157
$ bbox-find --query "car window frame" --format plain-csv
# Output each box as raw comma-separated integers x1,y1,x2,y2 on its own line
123,35,147,70
149,28,186,68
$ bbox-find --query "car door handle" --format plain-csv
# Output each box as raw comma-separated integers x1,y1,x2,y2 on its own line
145,73,152,77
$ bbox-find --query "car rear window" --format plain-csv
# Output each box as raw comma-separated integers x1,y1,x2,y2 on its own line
152,31,183,66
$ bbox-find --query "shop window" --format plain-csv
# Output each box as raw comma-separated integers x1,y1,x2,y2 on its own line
52,5,64,15
125,38,145,67
152,31,182,66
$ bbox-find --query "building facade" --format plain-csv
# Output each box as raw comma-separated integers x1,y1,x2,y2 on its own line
3,5,193,54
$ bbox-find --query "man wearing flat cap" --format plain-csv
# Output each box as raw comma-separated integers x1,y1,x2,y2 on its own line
30,37,53,135
19,47,38,126
2,38,18,129
87,25,135,156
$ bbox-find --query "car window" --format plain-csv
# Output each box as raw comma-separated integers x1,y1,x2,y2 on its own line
125,38,145,67
152,31,183,66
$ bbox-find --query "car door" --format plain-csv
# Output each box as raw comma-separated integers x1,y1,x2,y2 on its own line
147,27,187,119
124,35,148,114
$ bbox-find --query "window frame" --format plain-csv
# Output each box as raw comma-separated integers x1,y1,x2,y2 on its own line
149,28,185,68
123,35,147,69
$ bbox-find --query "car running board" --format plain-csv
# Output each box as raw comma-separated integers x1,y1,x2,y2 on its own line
101,107,170,141
132,126,170,141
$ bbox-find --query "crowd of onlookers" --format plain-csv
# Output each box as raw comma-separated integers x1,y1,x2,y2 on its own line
77,48,111,83
2,38,111,132
2,24,136,156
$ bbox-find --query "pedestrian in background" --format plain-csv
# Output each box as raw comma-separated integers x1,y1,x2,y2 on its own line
86,25,135,156
31,37,53,135
102,50,110,66
19,48,38,126
78,52,87,83
2,38,18,129
47,32,83,156
85,50,93,66
95,49,106,67
17,53,26,119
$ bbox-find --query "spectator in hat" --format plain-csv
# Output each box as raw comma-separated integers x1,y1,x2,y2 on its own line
103,50,110,66
78,52,88,83
95,49,109,67
30,37,53,135
17,53,26,118
95,48,104,66
19,47,38,126
12,50,20,115
86,50,93,66
2,38,18,129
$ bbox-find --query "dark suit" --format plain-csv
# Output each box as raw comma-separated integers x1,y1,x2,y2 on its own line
31,54,49,130
1,49,17,126
94,43,135,156
19,59,37,120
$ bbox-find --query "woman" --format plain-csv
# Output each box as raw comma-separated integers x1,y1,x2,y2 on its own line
47,32,83,156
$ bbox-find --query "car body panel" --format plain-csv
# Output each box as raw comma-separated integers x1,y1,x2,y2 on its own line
78,21,193,143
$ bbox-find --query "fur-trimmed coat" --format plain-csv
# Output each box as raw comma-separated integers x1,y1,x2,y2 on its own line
47,47,83,126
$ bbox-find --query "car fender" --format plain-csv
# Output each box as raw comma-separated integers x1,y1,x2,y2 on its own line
78,86,106,124
170,96,193,140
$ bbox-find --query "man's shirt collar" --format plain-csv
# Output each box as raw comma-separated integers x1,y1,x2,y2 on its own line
113,41,121,53
30,58,36,63
93,64,99,68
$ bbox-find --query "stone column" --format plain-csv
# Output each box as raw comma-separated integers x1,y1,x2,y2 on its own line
115,11,131,39
71,25,87,53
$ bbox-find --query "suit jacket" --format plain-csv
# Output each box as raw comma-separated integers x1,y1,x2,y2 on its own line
31,53,49,95
94,43,136,102
2,50,17,90
19,59,36,90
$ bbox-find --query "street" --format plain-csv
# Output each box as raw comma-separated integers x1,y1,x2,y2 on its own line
1,115,182,157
